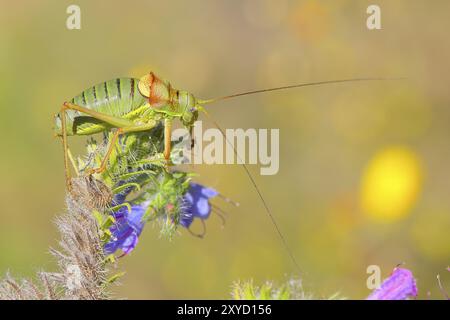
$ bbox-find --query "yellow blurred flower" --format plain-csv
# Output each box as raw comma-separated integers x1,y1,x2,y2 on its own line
243,0,289,30
360,147,423,222
289,1,330,42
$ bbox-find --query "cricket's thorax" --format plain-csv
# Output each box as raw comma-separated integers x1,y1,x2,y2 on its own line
138,72,199,126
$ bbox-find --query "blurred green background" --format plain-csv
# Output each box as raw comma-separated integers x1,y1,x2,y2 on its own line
0,0,449,299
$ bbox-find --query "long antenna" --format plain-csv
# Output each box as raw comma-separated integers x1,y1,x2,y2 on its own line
198,77,402,105
203,111,302,273
197,76,403,273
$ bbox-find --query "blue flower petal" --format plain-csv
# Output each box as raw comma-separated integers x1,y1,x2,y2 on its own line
195,198,211,218
120,233,139,255
105,203,147,255
180,183,218,228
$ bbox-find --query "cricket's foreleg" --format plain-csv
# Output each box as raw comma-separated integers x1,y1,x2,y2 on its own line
163,118,173,168
189,125,195,149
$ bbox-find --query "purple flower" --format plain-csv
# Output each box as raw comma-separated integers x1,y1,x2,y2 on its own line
180,183,219,228
367,267,418,300
105,182,219,255
104,202,148,256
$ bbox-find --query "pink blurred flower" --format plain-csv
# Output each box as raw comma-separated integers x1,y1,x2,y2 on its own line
367,267,418,300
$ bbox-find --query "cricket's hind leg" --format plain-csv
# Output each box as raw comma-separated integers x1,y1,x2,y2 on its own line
87,128,123,176
58,103,76,190
59,102,157,179
89,120,159,175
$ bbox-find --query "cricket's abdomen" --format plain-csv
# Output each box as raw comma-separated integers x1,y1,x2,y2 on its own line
54,78,147,136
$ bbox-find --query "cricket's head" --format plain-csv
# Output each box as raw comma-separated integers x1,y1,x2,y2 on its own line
176,90,200,127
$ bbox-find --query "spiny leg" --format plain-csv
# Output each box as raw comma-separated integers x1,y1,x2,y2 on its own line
59,102,156,180
60,103,71,189
189,125,195,170
89,120,159,175
63,102,135,127
59,102,135,187
189,125,195,148
88,128,123,175
67,148,79,176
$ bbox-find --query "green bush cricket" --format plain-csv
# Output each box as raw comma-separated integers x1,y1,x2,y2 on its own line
54,72,396,271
